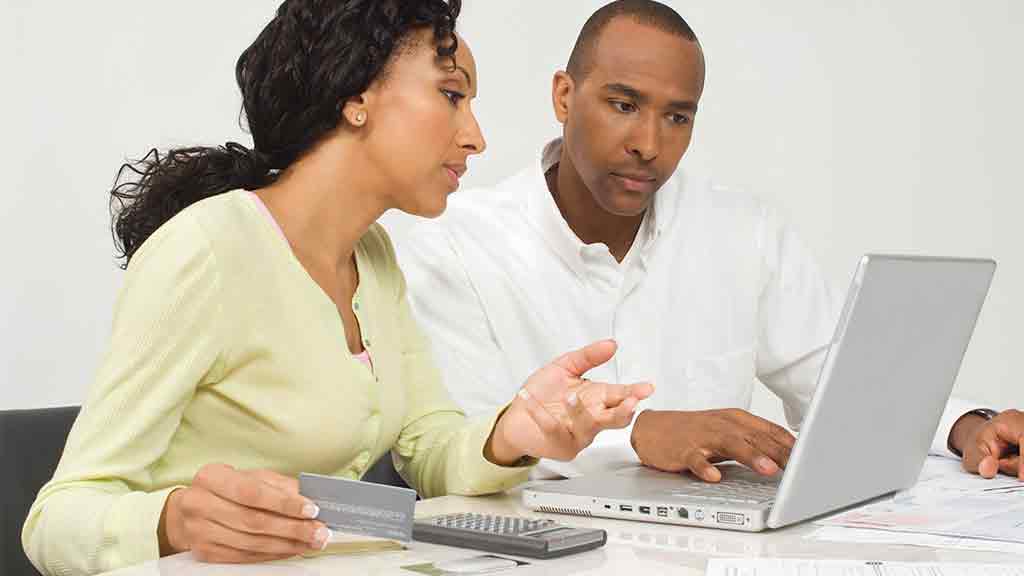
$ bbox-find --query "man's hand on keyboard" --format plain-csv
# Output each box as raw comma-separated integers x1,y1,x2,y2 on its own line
630,408,794,482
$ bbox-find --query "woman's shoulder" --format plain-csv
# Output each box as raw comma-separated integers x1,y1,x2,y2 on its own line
126,190,254,273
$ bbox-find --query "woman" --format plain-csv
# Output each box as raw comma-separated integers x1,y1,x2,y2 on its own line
22,1,653,574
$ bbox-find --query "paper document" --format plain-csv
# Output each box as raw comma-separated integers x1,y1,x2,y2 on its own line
706,559,1024,576
816,456,1024,544
808,526,1024,555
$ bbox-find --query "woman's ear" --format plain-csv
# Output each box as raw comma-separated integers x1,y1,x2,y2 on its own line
552,71,575,125
342,93,370,127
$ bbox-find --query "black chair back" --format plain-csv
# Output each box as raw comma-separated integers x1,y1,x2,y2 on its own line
0,406,80,576
361,452,416,495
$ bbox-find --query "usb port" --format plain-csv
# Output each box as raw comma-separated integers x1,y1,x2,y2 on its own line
656,507,668,517
639,506,651,515
620,505,633,512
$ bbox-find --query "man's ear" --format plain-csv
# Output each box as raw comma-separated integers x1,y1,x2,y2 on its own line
552,71,575,125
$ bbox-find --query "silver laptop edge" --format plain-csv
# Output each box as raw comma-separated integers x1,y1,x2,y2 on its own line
523,254,996,532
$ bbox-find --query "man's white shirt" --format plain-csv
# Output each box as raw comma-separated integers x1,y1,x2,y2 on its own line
392,139,974,477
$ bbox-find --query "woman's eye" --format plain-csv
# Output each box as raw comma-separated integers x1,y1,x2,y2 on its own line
611,101,636,113
442,89,466,105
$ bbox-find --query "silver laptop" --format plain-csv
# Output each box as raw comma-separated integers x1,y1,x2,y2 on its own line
523,255,996,531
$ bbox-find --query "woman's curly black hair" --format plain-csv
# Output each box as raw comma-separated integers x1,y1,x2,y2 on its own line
110,0,462,267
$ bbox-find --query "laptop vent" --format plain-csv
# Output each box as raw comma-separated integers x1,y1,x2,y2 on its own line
536,505,593,517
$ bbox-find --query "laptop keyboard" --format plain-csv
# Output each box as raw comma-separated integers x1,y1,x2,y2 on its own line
667,477,779,504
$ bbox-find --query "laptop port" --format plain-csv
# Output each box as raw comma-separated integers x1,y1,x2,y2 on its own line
639,506,651,515
717,512,745,525
677,507,689,519
620,505,633,512
656,507,668,517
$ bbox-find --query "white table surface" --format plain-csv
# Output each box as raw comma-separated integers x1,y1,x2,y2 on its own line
102,485,1024,576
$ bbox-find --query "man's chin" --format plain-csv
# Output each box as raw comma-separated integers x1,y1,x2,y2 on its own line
598,192,654,218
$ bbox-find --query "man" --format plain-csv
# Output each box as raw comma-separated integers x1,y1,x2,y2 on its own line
394,0,1023,481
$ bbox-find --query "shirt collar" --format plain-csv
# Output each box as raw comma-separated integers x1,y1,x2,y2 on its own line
528,138,670,273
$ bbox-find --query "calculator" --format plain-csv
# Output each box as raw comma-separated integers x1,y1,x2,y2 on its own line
412,513,607,559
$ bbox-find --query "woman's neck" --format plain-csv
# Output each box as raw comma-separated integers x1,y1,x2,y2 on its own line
256,137,390,273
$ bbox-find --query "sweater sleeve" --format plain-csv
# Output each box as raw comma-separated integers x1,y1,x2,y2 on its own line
22,211,226,576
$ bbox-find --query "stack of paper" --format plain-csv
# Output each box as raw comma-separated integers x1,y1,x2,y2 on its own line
808,456,1024,551
707,559,1023,576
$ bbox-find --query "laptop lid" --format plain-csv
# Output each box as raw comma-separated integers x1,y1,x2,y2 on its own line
766,255,995,528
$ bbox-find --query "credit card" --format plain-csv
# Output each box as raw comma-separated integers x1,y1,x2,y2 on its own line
299,472,416,542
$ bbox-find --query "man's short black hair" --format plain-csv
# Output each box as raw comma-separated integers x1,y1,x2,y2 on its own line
566,0,699,81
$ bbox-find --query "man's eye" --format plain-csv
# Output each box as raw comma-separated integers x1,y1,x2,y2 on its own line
610,101,636,113
670,113,691,125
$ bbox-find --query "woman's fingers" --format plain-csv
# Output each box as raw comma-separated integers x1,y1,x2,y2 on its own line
191,539,300,564
580,380,654,409
174,464,329,562
194,463,318,520
550,340,618,377
191,487,326,547
247,468,301,495
198,517,319,558
518,388,576,459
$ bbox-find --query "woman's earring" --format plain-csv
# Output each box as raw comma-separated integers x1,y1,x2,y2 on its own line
354,111,367,126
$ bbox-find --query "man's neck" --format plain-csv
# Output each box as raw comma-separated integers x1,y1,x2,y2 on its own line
548,152,645,263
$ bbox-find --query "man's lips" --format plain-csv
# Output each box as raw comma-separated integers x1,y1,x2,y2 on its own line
611,171,657,192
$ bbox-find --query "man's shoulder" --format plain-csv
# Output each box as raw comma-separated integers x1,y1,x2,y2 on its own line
671,168,773,224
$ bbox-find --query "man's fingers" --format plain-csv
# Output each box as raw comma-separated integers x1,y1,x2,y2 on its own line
992,421,1024,448
194,464,317,520
720,435,779,476
764,420,797,449
996,454,1021,479
733,410,797,449
685,451,722,483
749,431,793,469
551,340,617,377
978,455,1000,479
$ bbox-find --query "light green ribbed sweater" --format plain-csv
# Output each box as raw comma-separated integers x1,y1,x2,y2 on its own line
23,191,530,576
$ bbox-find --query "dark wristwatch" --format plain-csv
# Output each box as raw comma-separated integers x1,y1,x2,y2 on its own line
947,408,999,458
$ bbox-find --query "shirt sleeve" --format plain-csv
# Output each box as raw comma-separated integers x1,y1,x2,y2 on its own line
22,212,225,576
393,220,513,418
381,228,531,498
754,207,843,429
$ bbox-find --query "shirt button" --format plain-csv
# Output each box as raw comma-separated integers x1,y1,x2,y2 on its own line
363,338,371,348
353,302,360,311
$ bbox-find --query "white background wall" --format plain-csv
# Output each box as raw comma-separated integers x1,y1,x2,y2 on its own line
3,1,1021,424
